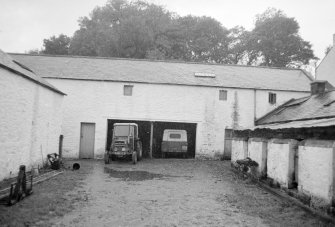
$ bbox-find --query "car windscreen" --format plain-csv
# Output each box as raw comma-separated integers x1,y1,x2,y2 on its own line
169,133,181,139
114,125,133,136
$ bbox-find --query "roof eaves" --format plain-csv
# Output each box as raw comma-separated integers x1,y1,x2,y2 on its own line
258,115,335,126
0,63,66,96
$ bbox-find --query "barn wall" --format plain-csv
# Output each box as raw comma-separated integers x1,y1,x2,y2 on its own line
0,68,63,181
298,140,334,206
47,78,308,159
267,139,298,188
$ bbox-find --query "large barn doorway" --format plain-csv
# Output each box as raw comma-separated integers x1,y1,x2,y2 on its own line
107,119,151,158
106,119,197,159
153,121,197,158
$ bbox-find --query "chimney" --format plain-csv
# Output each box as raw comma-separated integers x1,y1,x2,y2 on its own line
311,80,327,95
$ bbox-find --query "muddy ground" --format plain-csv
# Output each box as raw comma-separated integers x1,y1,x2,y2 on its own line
0,159,332,227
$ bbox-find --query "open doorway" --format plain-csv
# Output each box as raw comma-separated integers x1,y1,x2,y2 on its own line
106,119,197,159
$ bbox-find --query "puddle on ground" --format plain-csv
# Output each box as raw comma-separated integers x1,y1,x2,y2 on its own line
104,167,167,181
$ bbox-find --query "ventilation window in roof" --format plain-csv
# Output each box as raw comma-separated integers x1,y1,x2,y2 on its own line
194,72,216,78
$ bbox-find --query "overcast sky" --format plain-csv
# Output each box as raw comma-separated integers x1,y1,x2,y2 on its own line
0,0,334,60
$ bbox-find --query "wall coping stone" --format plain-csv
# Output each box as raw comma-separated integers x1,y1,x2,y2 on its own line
269,138,297,144
299,139,335,148
248,137,268,143
232,137,248,141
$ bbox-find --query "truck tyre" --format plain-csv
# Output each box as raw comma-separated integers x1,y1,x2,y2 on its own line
132,151,137,164
137,141,142,161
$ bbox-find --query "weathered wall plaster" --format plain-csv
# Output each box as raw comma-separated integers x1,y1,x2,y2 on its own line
47,78,308,159
267,139,298,188
298,140,334,207
248,138,268,177
0,68,63,181
231,138,248,163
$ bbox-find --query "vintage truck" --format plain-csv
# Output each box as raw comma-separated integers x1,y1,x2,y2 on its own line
161,129,188,158
105,123,142,164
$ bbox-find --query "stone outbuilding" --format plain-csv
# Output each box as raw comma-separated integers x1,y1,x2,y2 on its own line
0,50,64,181
10,53,313,159
231,81,335,211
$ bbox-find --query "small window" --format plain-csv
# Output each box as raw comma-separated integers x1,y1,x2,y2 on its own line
219,90,227,101
169,133,181,139
123,85,133,96
269,92,276,104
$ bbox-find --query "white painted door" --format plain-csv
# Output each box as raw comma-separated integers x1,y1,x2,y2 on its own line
79,123,95,159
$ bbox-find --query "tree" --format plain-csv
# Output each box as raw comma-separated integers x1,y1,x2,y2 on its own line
42,34,71,55
247,8,316,67
226,26,251,64
69,0,173,58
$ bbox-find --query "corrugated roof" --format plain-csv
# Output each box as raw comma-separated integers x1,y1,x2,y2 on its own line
256,90,335,125
254,117,335,130
9,53,312,92
0,50,65,95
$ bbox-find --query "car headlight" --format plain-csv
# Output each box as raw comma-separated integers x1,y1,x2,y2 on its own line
114,148,118,152
122,147,126,151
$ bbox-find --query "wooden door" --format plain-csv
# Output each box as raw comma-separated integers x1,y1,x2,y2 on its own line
223,129,233,160
79,123,95,159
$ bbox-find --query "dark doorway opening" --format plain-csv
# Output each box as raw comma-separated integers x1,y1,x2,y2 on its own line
153,121,197,158
107,119,151,158
106,119,197,159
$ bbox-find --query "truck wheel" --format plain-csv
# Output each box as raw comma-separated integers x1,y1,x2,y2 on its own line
137,141,142,161
104,153,110,164
132,152,137,164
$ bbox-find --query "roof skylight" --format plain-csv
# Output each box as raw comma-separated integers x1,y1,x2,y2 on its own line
194,72,216,78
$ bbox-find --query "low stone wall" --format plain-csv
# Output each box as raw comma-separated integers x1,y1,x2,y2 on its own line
231,138,248,163
266,139,298,188
298,140,335,209
248,138,268,177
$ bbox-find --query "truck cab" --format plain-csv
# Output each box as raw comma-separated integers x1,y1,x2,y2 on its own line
105,123,142,164
161,129,188,158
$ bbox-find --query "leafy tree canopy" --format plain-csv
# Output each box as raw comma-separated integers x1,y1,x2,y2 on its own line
37,2,317,68
247,8,317,67
42,34,71,55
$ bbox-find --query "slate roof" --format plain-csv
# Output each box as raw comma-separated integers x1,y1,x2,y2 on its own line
256,90,335,125
9,53,312,92
0,50,64,95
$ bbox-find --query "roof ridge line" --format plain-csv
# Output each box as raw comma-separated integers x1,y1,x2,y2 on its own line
8,52,304,71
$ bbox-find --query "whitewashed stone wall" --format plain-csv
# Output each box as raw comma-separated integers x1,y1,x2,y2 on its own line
231,138,248,162
248,138,268,177
267,139,298,188
0,68,63,181
298,140,335,207
47,78,308,159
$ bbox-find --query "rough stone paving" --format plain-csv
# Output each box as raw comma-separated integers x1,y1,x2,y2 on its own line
0,160,332,226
